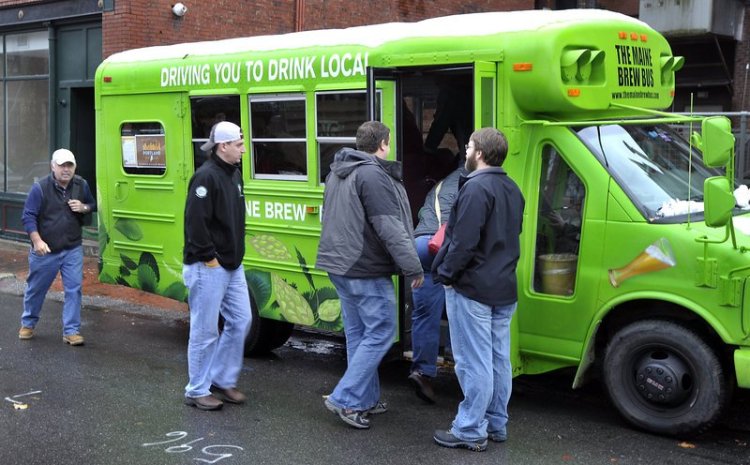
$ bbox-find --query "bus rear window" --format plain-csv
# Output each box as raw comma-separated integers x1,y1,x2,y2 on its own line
120,122,166,176
250,95,307,181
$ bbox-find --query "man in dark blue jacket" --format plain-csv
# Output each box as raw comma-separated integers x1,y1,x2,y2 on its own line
432,128,524,452
19,149,95,346
183,121,252,411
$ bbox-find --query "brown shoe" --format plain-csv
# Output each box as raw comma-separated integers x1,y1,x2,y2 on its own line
408,371,436,404
62,334,85,346
184,394,224,410
18,327,33,340
211,386,247,404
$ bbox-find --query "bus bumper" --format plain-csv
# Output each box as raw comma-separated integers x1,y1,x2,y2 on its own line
735,347,750,389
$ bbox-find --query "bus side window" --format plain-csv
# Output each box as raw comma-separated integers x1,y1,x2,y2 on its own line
533,145,585,296
121,122,166,176
250,94,307,181
190,96,241,171
316,91,379,184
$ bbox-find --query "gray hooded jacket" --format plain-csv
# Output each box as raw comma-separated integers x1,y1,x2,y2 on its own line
316,147,422,279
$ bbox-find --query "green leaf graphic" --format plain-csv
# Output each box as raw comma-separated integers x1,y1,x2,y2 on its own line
163,282,188,302
246,270,272,310
137,264,158,293
114,218,143,241
139,252,160,282
121,254,138,270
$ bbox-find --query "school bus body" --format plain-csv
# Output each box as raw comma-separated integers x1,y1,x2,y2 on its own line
95,10,749,435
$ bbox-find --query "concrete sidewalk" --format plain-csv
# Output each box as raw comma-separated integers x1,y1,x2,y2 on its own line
0,238,188,321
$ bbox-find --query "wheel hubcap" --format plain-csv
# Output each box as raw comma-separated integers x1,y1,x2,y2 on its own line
633,350,692,406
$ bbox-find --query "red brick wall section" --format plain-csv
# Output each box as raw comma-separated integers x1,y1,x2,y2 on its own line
102,0,537,58
732,4,750,112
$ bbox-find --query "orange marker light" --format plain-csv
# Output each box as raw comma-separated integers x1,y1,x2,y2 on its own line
568,88,581,97
306,206,319,214
103,76,112,83
670,90,675,97
640,34,648,42
630,32,638,40
513,63,533,72
618,31,627,39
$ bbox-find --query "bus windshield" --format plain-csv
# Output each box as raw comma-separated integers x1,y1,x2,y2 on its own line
577,124,725,221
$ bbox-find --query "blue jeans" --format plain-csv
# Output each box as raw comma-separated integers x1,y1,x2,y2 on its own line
183,263,252,398
410,235,445,377
445,287,516,441
21,245,83,336
327,274,396,412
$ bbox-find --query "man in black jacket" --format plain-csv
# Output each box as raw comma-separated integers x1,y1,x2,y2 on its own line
183,121,252,411
19,149,96,346
432,128,524,452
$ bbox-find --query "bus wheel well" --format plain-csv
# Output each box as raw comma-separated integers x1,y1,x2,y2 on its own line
591,299,734,381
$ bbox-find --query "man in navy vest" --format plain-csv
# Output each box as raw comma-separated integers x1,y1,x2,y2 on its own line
19,148,96,346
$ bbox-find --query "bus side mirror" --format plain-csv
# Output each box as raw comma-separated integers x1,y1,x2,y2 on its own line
696,116,734,168
703,176,735,227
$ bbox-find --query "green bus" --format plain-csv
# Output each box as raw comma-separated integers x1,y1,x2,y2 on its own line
95,9,746,436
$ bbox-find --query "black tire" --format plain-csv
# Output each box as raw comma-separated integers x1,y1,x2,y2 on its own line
602,320,730,437
243,294,294,356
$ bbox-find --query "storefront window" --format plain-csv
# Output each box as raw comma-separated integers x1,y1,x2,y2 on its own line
1,30,49,194
6,80,49,193
6,31,49,76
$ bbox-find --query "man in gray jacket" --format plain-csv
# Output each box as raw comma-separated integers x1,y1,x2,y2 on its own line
317,121,423,429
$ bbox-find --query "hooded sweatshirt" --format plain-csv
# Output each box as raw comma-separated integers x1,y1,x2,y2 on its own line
316,147,421,279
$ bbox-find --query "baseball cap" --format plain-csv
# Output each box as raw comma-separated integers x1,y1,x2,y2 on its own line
52,148,76,167
200,121,242,152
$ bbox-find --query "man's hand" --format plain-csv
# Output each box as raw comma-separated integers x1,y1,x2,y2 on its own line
32,238,51,256
410,274,424,289
67,199,89,214
205,258,220,268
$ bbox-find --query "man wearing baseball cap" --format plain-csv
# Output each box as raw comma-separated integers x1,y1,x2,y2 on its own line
19,148,96,346
183,121,252,410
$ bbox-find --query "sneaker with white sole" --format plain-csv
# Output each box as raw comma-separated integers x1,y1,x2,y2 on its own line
433,429,487,452
366,401,388,415
324,397,370,429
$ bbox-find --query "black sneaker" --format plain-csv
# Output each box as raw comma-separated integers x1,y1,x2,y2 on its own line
408,371,436,404
324,398,370,429
433,429,487,452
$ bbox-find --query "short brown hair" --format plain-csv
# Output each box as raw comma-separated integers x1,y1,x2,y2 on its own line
471,128,508,166
356,121,390,154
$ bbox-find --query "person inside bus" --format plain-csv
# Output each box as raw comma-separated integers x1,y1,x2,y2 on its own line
182,121,252,411
424,76,472,166
432,128,524,451
18,149,96,346
316,121,423,429
409,165,465,404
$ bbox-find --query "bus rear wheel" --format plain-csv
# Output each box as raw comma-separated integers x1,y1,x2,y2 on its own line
243,295,294,356
602,320,730,437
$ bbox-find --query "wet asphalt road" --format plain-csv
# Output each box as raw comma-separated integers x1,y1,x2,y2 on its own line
1,292,749,465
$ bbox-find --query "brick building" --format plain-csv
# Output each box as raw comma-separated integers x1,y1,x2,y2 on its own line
0,0,745,238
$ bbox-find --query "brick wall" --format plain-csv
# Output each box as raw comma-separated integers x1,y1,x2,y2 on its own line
732,4,750,111
102,0,536,58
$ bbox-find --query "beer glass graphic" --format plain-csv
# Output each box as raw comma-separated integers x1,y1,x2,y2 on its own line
609,238,676,288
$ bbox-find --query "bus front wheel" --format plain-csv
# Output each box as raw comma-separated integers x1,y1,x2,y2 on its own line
602,320,730,436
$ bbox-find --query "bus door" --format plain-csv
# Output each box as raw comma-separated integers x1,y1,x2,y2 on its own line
98,93,189,295
516,125,608,372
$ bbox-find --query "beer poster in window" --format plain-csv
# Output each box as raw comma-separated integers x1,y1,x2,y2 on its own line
135,135,166,167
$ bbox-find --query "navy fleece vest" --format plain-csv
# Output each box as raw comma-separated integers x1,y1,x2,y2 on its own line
37,175,85,252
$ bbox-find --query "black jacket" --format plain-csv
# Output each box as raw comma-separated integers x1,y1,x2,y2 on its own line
432,167,525,306
183,154,245,270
